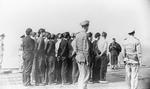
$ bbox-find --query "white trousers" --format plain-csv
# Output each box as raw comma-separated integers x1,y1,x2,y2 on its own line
125,63,139,89
77,63,90,89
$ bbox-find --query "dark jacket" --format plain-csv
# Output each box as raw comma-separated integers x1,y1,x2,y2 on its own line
23,36,35,52
58,38,69,58
109,42,121,56
92,40,101,56
47,40,55,56
37,37,45,54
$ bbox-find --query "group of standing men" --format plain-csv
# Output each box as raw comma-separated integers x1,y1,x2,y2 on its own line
21,20,142,89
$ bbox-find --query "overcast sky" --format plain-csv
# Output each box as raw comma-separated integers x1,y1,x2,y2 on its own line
0,0,150,68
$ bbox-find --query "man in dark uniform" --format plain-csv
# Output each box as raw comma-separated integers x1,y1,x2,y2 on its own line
22,28,35,86
46,34,56,84
92,32,101,82
109,38,121,70
58,32,70,85
36,28,46,85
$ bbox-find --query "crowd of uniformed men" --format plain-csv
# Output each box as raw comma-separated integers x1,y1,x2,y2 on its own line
21,20,142,89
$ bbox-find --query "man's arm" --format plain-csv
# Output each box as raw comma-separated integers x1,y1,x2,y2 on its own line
100,41,108,56
136,41,142,65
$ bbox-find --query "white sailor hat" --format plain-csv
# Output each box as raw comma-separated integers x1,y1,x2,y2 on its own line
80,20,89,26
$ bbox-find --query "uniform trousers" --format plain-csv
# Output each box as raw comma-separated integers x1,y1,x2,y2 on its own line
22,51,34,86
77,62,90,89
125,63,139,89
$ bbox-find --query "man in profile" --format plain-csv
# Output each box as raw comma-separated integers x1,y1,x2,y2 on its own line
74,20,90,89
22,28,35,86
97,32,109,83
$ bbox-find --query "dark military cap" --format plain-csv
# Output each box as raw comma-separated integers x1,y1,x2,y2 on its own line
128,30,135,35
95,32,100,38
80,20,89,26
26,28,32,35
87,32,93,37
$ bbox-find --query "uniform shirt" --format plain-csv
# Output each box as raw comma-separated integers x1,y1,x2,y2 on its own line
123,36,142,64
22,36,35,52
75,31,89,53
75,30,89,63
97,37,108,55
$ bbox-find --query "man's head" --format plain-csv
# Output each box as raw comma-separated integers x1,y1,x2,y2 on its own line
80,20,89,32
38,28,46,37
95,32,101,40
25,28,32,36
45,32,50,38
0,34,5,40
47,32,51,39
128,30,135,36
102,32,107,38
71,33,76,39
31,32,36,37
51,34,55,39
112,38,116,42
65,32,71,39
87,32,93,41
58,33,63,39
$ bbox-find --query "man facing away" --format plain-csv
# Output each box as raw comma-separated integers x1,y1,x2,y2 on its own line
22,28,35,86
123,30,142,89
74,20,90,89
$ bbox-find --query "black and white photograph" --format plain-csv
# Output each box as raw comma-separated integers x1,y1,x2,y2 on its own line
0,0,150,89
